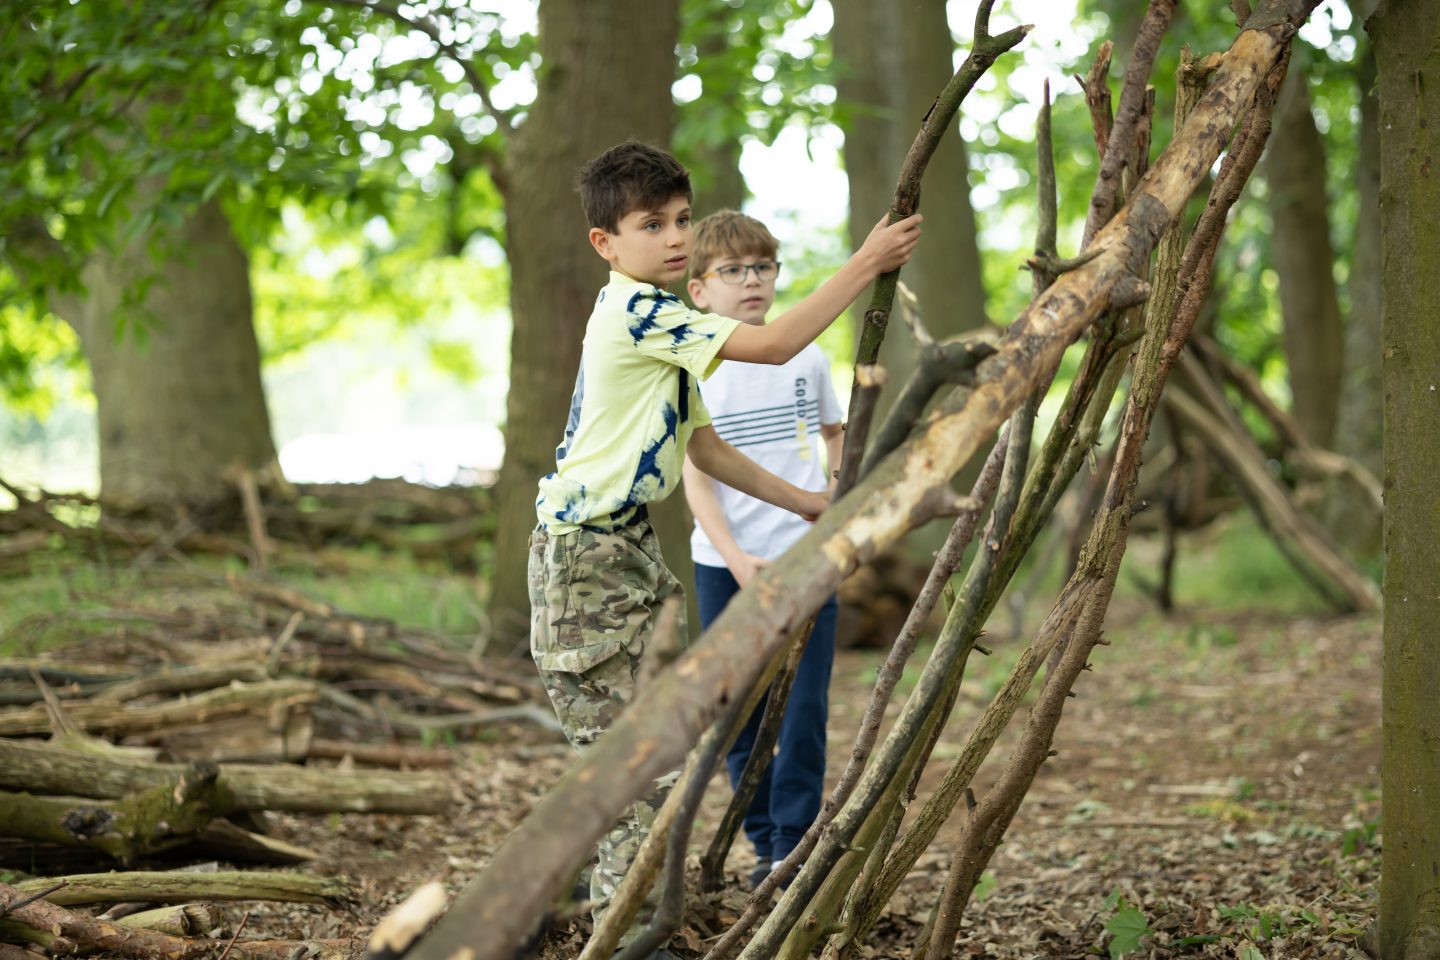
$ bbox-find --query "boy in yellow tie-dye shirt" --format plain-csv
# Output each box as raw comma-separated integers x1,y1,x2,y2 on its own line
528,140,921,952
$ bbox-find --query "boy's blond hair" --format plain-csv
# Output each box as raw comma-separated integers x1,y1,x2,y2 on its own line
691,210,780,279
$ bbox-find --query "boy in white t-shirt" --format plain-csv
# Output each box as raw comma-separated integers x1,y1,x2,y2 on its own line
682,211,844,889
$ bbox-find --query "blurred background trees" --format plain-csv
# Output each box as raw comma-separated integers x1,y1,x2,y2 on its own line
0,0,1388,634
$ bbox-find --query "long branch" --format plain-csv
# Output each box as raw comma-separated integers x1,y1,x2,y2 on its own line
839,1,1031,474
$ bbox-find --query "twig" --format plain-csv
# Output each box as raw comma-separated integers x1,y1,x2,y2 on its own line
703,433,1010,960
1081,0,1179,249
1076,42,1114,161
234,468,272,573
613,699,738,960
266,612,305,678
833,365,886,496
698,618,813,892
857,335,1000,481
217,909,251,960
0,880,68,918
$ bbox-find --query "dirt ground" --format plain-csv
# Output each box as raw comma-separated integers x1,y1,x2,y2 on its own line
215,601,1380,959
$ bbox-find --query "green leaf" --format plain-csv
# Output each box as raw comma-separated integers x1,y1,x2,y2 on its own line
1105,905,1151,959
1238,946,1266,960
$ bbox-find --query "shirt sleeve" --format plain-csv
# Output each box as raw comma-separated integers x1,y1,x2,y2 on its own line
624,287,740,381
815,347,844,425
689,376,712,429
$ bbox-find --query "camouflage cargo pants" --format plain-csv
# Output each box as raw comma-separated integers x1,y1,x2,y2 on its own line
527,519,687,944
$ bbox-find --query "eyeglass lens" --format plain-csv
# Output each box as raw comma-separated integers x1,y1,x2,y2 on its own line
717,262,781,284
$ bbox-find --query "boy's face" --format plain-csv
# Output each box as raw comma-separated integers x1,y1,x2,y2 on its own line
686,252,778,326
587,194,693,287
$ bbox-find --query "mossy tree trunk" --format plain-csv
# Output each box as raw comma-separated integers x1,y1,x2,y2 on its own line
488,0,682,640
1374,0,1440,956
45,193,277,510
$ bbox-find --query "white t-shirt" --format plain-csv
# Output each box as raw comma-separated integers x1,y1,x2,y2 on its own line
689,342,843,568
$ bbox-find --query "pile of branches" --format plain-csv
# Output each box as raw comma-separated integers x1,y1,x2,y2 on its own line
0,476,492,574
0,574,550,957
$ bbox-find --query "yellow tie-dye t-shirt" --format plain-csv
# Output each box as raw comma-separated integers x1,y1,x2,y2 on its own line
535,272,741,534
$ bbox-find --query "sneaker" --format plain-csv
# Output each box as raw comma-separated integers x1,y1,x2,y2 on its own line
746,859,772,891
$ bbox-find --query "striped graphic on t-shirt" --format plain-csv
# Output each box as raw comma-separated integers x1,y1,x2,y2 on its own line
711,399,821,449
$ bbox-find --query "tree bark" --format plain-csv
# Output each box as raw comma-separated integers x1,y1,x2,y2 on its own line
0,764,225,862
1374,1,1440,956
400,10,1320,956
1266,68,1345,450
488,0,682,642
46,194,278,509
9,870,350,907
1328,3,1384,555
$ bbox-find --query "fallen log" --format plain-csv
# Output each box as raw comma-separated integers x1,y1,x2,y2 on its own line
189,819,321,864
0,764,226,862
0,680,319,739
306,738,454,769
153,707,315,764
0,881,356,960
0,738,450,814
115,903,217,936
93,664,270,703
10,870,351,907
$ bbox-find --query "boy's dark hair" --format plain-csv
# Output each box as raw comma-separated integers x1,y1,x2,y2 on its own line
691,210,780,279
576,141,693,233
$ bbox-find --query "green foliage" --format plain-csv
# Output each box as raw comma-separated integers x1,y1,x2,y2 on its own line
675,0,833,201
1102,890,1152,958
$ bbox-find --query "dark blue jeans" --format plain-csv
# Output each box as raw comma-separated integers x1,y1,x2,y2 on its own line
694,562,837,863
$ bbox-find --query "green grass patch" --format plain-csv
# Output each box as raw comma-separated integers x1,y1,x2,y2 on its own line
1,546,489,658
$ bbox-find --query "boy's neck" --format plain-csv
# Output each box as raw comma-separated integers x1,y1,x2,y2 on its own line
611,267,675,290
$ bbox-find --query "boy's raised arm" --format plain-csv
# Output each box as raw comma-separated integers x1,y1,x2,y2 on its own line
717,213,923,365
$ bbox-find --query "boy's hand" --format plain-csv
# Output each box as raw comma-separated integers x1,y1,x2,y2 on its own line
792,488,830,522
859,213,924,275
728,553,769,588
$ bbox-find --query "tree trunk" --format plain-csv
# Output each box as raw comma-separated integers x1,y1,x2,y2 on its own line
488,0,681,643
1266,68,1344,450
1327,6,1384,555
832,0,988,364
1374,1,1440,956
685,23,747,216
49,195,277,509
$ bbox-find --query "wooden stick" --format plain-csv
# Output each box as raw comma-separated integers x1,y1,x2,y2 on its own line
11,871,351,907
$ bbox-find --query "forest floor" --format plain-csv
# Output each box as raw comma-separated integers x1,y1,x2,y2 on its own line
0,521,1381,959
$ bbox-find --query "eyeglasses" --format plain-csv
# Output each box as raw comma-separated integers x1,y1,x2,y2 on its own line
699,261,782,285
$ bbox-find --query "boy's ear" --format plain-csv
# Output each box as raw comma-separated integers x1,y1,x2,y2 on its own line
588,226,616,262
686,276,708,306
